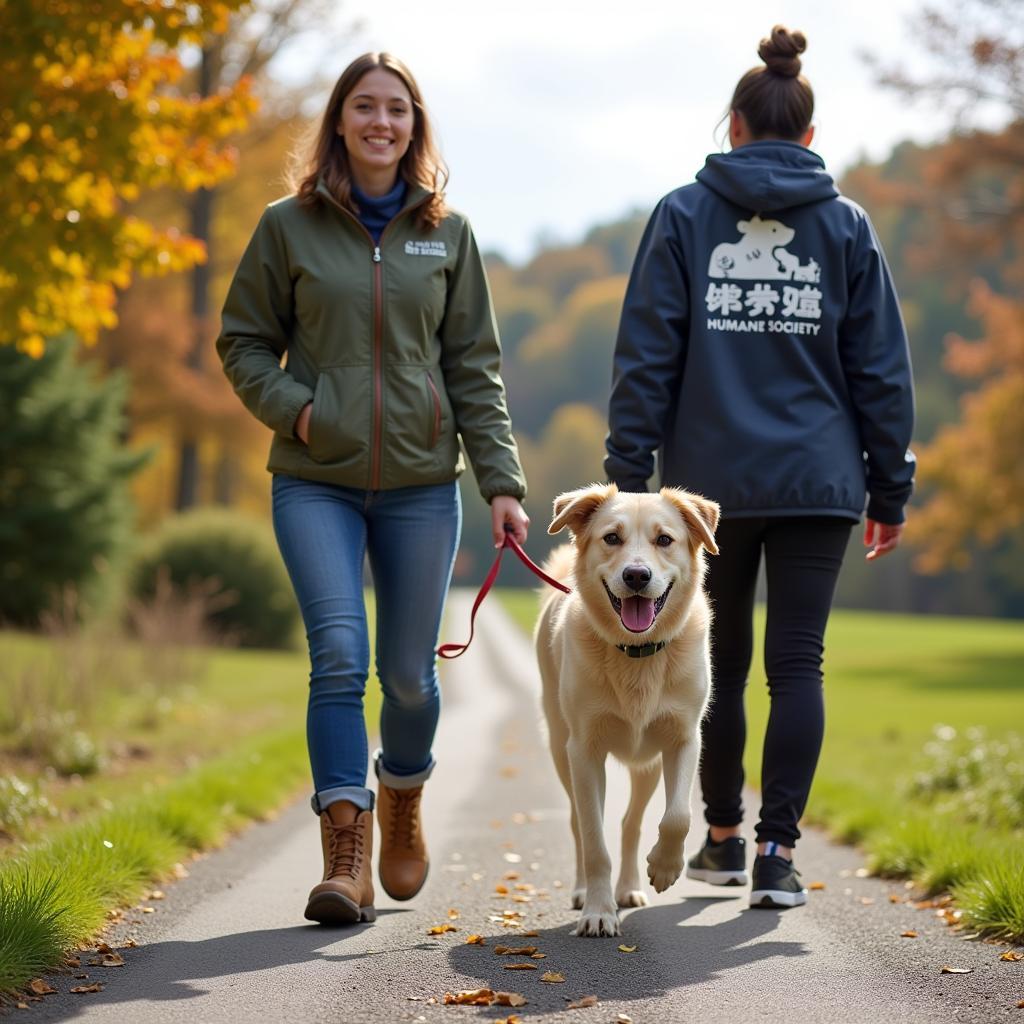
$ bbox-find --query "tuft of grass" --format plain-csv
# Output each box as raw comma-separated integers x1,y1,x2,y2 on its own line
955,852,1024,942
0,726,309,997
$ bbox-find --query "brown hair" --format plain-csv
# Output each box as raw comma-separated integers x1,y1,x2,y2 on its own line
730,26,814,142
291,52,448,230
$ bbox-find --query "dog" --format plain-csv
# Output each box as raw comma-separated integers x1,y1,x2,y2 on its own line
534,483,719,936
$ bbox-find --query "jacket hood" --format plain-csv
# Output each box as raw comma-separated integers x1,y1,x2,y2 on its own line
696,141,838,213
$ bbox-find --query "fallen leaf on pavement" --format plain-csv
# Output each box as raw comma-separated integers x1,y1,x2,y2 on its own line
447,908,460,919
940,966,973,974
444,989,495,1005
901,930,918,938
66,958,81,968
500,1016,522,1024
141,907,155,914
504,963,538,971
28,980,56,995
1000,951,1023,962
504,870,520,880
16,1003,28,1010
541,971,566,983
618,945,637,953
494,992,528,1007
71,984,104,994
809,881,826,891
1017,999,1024,1008
531,952,547,959
889,894,903,903
427,924,458,935
495,946,537,956
567,995,599,1008
149,890,166,900
495,884,510,895
465,934,486,945
100,953,125,967
616,1015,634,1023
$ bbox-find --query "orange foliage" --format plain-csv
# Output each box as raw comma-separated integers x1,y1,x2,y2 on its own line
911,284,1024,570
1,0,255,353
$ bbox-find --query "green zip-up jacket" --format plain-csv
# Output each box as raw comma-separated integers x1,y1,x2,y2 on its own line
216,180,526,501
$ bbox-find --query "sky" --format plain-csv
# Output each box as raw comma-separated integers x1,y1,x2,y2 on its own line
277,0,955,262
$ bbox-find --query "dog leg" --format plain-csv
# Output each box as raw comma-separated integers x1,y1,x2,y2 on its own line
646,738,699,893
568,739,620,936
616,760,660,907
547,725,586,908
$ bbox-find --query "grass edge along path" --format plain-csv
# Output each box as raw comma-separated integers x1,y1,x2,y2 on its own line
497,588,1024,945
0,724,310,999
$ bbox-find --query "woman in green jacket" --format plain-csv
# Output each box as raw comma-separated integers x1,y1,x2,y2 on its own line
217,52,529,926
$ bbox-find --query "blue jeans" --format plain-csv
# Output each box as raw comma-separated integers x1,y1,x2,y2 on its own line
271,475,461,814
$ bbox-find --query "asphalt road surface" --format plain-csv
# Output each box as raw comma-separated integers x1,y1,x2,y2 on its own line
26,592,1023,1022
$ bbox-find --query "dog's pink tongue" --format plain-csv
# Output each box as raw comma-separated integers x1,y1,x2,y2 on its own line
621,596,656,633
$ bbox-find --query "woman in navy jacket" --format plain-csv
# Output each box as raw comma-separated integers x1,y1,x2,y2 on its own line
605,25,915,908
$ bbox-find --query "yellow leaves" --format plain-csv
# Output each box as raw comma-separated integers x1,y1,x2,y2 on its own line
901,930,918,938
567,995,599,1009
540,971,565,983
426,923,458,935
617,944,637,953
939,966,973,974
1000,950,1023,962
494,946,538,956
465,934,486,945
503,963,537,971
442,989,526,1007
808,881,826,891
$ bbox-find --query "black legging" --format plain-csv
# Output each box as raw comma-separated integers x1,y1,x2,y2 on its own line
700,515,852,848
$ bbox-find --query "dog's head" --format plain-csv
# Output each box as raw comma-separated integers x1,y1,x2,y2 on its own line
548,483,719,644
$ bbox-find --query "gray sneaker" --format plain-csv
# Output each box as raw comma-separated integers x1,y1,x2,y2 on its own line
749,854,808,908
685,832,749,886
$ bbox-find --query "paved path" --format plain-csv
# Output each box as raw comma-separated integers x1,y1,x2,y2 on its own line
28,592,1022,1022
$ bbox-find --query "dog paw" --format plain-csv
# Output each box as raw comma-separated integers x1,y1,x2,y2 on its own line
615,888,649,908
646,842,684,893
570,888,586,910
574,907,621,937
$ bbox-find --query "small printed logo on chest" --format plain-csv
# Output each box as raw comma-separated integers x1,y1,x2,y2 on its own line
404,240,447,257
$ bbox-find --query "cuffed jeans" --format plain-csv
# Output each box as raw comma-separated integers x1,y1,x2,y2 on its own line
271,475,461,814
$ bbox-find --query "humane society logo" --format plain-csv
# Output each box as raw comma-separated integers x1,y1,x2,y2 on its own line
705,215,823,337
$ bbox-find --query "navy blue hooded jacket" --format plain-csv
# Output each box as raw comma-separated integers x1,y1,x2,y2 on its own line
604,141,915,525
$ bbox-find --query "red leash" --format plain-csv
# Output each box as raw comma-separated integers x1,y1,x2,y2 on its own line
437,530,571,659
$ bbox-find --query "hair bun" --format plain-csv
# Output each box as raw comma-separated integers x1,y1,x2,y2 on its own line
758,25,807,78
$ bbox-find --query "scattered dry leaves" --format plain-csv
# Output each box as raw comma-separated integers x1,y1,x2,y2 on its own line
567,995,600,1009
521,929,540,937
494,946,538,956
465,934,486,945
1017,999,1024,1009
495,884,510,895
901,930,918,938
504,963,538,971
427,923,458,935
541,971,566,983
940,966,973,974
809,881,826,891
444,988,495,1006
889,894,903,904
447,908,460,920
71,984,104,994
618,944,637,953
1000,951,1024,962
494,992,528,1007
28,979,56,995
531,952,547,959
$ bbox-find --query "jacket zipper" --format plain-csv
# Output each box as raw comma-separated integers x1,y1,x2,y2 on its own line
317,188,431,491
425,371,442,448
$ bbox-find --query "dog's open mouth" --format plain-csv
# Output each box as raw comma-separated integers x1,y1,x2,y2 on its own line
603,581,673,633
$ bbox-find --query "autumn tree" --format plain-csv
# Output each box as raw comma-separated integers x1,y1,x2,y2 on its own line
0,0,255,355
869,0,1024,571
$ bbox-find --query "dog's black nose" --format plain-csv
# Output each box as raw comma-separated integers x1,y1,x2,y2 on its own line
622,565,651,592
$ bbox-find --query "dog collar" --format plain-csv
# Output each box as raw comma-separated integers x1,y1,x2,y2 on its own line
616,641,666,659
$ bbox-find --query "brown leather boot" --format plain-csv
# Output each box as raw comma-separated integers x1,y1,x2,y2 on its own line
304,806,376,924
377,783,428,900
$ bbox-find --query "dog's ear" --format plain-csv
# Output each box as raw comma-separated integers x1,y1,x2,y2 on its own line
660,488,720,555
548,483,618,537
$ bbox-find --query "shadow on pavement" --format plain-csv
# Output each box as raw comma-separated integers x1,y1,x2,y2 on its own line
446,896,808,1013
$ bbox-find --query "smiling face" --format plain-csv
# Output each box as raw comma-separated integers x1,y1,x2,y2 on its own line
549,486,719,644
337,67,415,191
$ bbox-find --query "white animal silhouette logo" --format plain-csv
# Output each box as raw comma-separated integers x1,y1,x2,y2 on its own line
708,215,819,282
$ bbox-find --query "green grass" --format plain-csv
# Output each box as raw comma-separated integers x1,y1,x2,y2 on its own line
498,588,1024,941
0,603,383,997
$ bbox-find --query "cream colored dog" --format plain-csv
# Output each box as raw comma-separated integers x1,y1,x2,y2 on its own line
535,483,719,937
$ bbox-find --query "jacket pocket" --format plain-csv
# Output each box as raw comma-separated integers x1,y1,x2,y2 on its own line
385,364,455,479
306,366,371,470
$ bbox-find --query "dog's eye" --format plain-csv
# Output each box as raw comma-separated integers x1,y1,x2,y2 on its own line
656,534,673,547
603,533,621,545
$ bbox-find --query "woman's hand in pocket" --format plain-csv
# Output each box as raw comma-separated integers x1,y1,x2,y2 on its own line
294,402,313,445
